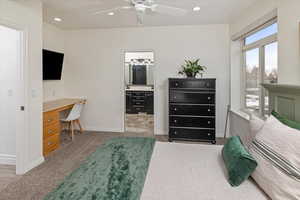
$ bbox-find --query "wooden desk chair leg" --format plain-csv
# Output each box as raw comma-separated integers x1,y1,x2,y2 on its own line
71,121,74,141
76,119,83,134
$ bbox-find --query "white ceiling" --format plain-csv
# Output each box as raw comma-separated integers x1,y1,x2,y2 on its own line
42,0,257,30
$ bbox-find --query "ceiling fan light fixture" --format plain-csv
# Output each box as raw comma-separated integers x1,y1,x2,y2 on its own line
193,6,201,12
54,17,62,22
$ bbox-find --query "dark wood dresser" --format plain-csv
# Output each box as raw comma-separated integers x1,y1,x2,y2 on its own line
168,78,216,144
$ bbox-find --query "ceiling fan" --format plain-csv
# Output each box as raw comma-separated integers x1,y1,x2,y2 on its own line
93,0,188,24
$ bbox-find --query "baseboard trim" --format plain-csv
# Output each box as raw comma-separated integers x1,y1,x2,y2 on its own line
23,157,44,174
0,154,16,165
84,126,123,133
154,129,168,136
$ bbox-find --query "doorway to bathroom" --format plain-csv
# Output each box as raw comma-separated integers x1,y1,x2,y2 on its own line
124,51,154,137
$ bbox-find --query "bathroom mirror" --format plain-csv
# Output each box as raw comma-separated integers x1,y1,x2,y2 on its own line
125,51,154,87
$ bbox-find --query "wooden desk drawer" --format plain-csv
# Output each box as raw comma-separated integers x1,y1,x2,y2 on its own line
43,111,59,126
43,123,60,139
43,133,59,156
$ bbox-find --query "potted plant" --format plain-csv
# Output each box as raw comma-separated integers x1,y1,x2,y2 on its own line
178,59,206,78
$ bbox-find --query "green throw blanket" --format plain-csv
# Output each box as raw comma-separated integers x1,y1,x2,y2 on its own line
44,137,156,200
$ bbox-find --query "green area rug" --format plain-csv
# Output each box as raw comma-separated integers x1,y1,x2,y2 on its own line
44,137,156,200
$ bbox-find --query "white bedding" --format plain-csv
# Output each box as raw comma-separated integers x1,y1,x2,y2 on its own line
141,142,269,200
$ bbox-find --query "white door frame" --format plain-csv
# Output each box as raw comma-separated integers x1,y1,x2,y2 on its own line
0,19,29,175
121,50,157,135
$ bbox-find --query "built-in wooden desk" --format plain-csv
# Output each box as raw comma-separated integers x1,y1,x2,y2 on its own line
43,98,86,156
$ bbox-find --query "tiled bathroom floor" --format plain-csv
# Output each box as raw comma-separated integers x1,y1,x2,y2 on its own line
125,114,154,136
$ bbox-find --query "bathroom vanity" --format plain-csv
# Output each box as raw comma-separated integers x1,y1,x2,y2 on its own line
126,87,154,114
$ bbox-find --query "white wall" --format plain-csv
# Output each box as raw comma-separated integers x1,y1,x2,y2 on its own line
0,0,43,173
277,0,300,84
230,0,278,36
43,23,65,101
63,25,230,137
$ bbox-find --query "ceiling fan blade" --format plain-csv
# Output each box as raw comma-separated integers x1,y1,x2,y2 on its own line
93,6,133,15
93,7,119,15
151,4,187,16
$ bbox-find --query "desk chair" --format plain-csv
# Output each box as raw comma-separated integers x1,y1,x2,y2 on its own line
60,103,84,140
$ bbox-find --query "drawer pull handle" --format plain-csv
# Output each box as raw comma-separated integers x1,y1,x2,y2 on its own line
48,141,53,146
208,133,211,136
208,121,211,124
174,120,177,123
208,97,211,100
175,83,179,86
48,130,53,134
174,96,177,99
208,109,211,112
174,131,177,135
174,108,177,111
47,119,52,122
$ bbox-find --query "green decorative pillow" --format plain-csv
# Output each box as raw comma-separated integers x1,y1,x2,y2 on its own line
222,136,258,187
271,110,300,131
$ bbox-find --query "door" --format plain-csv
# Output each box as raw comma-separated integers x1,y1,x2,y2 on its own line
0,25,25,173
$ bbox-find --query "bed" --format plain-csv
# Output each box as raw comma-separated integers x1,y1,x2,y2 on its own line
141,142,268,200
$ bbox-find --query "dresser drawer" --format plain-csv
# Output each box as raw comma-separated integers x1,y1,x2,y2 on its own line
43,111,59,126
170,104,215,116
169,128,215,141
132,92,145,96
169,79,215,89
169,91,215,104
133,100,145,105
43,123,60,139
170,116,215,128
133,106,144,113
43,133,59,156
133,96,145,101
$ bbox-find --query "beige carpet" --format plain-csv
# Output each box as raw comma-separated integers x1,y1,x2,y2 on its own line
0,165,21,193
0,131,224,200
0,131,164,200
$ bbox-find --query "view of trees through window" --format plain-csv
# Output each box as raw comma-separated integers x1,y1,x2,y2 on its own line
244,23,278,116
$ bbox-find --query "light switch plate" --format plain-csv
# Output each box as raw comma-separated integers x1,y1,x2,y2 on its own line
8,89,13,97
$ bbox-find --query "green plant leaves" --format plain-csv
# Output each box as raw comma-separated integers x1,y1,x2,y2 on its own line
178,59,206,78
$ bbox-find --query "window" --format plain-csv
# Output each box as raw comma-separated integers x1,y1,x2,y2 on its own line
245,23,278,45
243,22,278,117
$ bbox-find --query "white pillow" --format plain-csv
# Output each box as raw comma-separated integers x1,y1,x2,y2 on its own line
249,116,300,200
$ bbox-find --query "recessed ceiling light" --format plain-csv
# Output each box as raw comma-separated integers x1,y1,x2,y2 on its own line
54,17,62,22
108,12,115,16
193,6,201,12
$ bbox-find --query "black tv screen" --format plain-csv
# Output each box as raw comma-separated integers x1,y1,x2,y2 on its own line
43,49,64,80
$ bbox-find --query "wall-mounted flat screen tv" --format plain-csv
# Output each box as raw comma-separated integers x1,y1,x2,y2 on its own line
43,49,64,80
